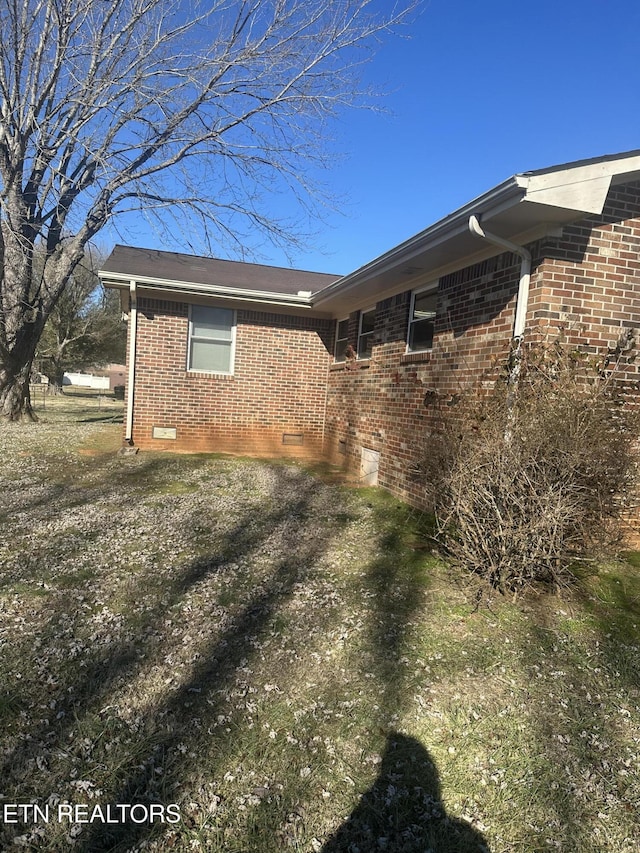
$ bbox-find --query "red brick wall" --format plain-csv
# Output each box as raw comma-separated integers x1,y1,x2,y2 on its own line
325,262,520,504
123,181,640,510
129,297,333,456
325,181,640,507
528,182,640,394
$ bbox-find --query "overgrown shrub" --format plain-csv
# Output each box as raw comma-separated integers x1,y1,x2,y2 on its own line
422,339,639,595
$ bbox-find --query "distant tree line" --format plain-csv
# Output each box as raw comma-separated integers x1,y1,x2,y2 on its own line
34,250,125,390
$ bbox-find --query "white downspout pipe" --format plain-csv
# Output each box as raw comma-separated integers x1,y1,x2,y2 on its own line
125,280,137,445
469,216,533,441
468,214,532,341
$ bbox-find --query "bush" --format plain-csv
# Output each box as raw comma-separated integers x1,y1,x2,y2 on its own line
422,340,639,595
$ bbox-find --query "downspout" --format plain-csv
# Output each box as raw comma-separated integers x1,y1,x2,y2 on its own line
125,280,137,445
468,215,532,388
321,353,329,460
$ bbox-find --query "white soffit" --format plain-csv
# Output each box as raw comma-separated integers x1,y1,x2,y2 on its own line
522,153,640,214
522,174,612,214
314,151,640,314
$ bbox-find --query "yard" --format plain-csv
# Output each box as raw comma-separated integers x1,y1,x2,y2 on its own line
0,391,639,852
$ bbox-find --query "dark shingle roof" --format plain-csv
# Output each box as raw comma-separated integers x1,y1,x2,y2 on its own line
101,245,342,296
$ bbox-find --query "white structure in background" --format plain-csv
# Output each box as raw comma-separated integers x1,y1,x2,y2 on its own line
63,371,110,390
360,447,380,486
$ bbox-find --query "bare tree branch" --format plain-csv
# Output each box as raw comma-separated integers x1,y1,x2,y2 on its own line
0,0,418,418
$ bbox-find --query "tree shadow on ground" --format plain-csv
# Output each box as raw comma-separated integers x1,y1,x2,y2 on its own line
1,453,491,852
362,506,430,718
0,458,351,851
322,732,490,853
322,500,490,853
72,466,349,851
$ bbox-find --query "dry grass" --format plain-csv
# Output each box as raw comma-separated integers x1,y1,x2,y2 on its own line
0,391,639,852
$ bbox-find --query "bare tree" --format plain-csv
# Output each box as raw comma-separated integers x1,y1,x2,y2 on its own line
0,0,415,419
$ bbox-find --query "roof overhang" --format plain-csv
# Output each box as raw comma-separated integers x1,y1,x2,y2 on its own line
312,150,640,316
100,150,640,319
99,270,319,311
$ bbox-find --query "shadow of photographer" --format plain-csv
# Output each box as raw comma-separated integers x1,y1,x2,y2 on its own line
322,732,490,853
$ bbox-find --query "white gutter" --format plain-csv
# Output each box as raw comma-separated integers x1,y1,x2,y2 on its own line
468,215,531,340
313,176,526,306
125,280,137,444
99,271,315,309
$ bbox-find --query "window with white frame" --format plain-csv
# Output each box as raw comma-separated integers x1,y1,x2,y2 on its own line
407,287,437,352
188,304,236,373
357,307,375,359
334,318,349,362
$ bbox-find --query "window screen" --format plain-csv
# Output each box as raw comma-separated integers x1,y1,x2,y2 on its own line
188,305,235,373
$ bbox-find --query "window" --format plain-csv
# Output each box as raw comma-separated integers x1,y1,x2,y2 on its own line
334,318,349,362
407,288,437,352
188,304,236,373
357,308,375,359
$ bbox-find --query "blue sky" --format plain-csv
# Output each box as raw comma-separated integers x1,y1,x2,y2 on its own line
106,0,640,276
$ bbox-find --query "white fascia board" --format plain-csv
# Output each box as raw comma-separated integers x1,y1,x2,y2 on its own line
313,151,640,309
522,152,640,214
312,177,526,307
524,173,612,215
99,270,314,309
521,169,613,215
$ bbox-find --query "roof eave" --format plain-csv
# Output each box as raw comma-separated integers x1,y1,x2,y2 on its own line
99,270,315,309
312,176,527,307
312,151,640,311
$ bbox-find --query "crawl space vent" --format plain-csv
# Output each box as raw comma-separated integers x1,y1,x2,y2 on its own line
152,426,177,440
360,447,380,486
282,433,304,446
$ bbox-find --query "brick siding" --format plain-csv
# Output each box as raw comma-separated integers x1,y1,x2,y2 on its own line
124,181,640,518
325,181,640,507
528,182,640,395
129,297,333,456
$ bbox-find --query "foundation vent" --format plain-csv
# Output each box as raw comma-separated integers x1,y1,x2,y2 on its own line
152,426,177,440
282,432,304,446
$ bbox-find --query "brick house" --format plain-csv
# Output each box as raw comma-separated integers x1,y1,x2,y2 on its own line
100,150,640,507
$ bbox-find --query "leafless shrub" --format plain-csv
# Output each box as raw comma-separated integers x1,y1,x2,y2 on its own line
422,338,640,595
